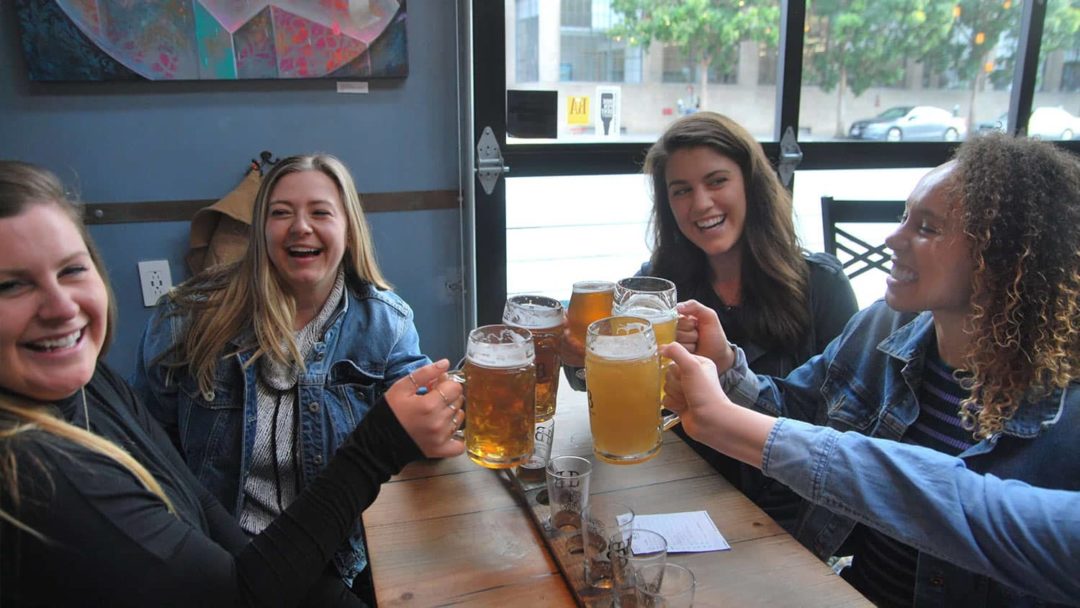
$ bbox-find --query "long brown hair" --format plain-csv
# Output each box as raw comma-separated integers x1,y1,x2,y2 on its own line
645,112,809,350
0,161,174,538
166,154,390,398
952,134,1080,438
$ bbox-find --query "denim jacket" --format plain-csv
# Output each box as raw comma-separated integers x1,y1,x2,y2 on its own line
762,418,1080,606
722,300,1080,607
130,280,430,584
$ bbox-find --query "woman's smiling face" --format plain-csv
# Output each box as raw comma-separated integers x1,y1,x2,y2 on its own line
0,203,108,401
665,146,748,261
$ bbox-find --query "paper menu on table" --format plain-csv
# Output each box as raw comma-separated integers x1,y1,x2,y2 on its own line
632,510,731,553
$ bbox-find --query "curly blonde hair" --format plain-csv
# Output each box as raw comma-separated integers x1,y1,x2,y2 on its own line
954,134,1080,438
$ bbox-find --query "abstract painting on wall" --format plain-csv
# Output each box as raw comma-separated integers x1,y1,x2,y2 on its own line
15,0,408,81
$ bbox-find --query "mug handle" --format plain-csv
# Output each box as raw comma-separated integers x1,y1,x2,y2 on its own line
447,370,467,441
661,412,681,431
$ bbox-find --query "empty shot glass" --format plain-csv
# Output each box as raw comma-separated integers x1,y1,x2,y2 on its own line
581,495,636,589
545,455,592,533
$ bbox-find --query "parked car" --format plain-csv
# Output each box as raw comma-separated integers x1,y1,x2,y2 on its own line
849,105,966,142
976,107,1080,140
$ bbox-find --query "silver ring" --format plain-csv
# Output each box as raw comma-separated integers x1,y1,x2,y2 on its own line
407,372,420,389
435,387,452,407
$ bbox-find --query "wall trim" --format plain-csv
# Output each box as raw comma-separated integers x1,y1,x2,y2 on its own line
83,189,460,224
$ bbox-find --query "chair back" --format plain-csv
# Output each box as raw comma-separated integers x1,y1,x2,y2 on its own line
821,196,906,279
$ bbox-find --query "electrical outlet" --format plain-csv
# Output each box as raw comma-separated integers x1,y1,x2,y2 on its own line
138,260,173,307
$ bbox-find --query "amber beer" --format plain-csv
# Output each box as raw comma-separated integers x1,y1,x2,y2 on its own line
585,316,662,464
462,325,537,469
503,295,565,422
567,281,616,351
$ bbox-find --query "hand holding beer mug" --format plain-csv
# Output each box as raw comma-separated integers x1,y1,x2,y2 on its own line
562,280,615,373
585,316,678,464
613,277,678,414
457,325,537,469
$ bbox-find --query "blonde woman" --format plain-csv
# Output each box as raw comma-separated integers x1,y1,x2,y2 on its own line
132,154,430,602
0,160,464,606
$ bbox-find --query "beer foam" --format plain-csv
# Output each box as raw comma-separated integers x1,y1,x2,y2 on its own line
468,326,535,368
503,295,563,329
588,333,656,360
572,280,615,293
468,343,534,368
613,304,676,323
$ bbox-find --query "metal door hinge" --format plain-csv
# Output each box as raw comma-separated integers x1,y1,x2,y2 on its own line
475,126,509,195
778,126,803,188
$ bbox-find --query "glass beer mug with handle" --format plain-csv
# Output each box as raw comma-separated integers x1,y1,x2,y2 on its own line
584,316,678,465
613,276,680,429
455,325,537,469
565,281,615,382
502,295,564,422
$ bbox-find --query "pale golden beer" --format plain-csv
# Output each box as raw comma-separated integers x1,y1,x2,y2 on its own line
585,316,662,464
613,277,678,402
462,325,536,469
567,281,615,351
614,305,677,397
503,295,564,422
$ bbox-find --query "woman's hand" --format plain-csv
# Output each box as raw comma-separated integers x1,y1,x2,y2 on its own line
662,342,775,468
384,360,466,458
675,300,735,373
559,326,586,368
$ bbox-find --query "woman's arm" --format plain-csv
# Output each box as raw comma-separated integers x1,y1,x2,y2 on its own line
763,419,1080,605
5,362,463,608
662,343,1080,606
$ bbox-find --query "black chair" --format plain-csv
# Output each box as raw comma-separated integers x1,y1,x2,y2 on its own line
821,196,906,279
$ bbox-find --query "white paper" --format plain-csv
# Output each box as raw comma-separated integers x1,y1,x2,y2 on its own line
633,511,731,553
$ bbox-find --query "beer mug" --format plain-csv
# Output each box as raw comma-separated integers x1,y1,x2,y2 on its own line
502,295,564,422
457,325,537,469
585,316,678,465
566,280,615,381
613,277,678,403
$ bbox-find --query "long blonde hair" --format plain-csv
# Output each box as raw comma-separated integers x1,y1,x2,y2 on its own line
167,154,390,398
0,161,174,538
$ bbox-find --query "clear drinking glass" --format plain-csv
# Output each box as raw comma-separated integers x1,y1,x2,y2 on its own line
566,280,616,381
459,324,536,469
584,316,664,464
503,295,565,422
613,276,678,407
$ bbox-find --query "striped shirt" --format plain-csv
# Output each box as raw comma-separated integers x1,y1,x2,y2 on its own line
842,345,975,607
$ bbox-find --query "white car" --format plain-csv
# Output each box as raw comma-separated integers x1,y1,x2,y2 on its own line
849,105,967,142
978,107,1080,140
1028,107,1080,140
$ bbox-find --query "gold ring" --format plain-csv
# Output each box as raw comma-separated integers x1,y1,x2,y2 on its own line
435,387,452,407
407,372,420,389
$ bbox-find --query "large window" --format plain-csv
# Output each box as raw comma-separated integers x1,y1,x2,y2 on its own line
1029,0,1080,140
800,1,1023,142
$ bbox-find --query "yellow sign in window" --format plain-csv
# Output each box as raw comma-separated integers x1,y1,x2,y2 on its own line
568,96,590,125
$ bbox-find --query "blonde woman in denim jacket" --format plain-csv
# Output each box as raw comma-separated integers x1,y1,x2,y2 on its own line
670,134,1080,607
131,155,430,605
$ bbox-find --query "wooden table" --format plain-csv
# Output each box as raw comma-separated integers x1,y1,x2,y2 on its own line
366,377,870,607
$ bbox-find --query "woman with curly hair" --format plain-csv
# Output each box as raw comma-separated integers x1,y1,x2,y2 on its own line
668,133,1080,607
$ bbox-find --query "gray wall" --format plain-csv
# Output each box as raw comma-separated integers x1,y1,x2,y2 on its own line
0,2,465,376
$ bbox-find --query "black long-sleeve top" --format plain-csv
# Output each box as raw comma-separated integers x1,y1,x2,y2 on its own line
0,365,420,607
